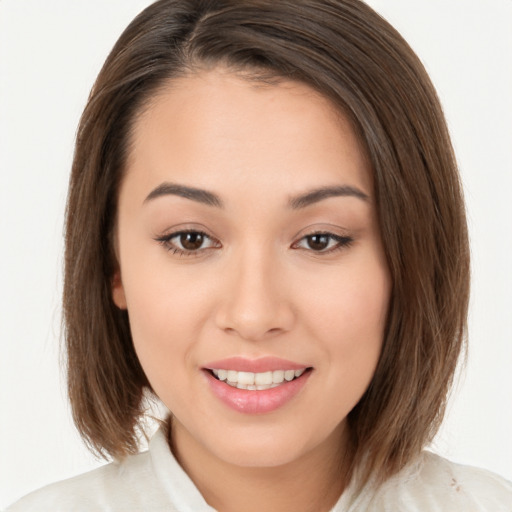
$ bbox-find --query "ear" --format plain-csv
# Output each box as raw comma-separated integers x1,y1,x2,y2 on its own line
112,270,127,309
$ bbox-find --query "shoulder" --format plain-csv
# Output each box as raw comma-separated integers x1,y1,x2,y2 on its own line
5,428,212,512
420,451,512,506
363,451,512,511
5,450,169,512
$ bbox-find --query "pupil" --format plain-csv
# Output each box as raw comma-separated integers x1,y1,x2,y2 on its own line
181,233,204,250
308,234,329,251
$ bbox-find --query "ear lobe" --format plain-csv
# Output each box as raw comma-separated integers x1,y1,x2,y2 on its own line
112,271,127,309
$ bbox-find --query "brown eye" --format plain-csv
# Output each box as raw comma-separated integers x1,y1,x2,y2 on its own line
180,232,205,251
306,234,330,251
156,230,219,255
293,232,354,253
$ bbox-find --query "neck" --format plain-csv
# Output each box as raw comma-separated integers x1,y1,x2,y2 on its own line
168,418,352,512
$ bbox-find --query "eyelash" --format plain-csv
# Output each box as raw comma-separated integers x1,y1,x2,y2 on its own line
155,230,353,257
291,232,354,254
155,230,219,257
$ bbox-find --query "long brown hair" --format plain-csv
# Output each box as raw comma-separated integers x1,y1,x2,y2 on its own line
64,0,469,488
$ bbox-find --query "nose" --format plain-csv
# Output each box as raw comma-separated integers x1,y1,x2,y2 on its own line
215,247,295,342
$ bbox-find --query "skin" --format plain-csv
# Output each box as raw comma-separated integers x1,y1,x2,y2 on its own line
112,68,391,512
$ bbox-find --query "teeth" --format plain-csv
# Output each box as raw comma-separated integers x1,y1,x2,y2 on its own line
255,371,273,385
238,371,255,385
272,370,284,383
284,370,295,381
211,368,308,389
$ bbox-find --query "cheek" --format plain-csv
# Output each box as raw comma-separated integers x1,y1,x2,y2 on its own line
300,251,390,391
302,255,390,342
120,266,197,383
120,258,225,403
323,279,388,414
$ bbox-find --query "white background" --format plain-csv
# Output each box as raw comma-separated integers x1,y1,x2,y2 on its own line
1,0,511,508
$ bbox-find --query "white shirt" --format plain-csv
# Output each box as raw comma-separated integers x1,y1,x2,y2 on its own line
7,428,512,511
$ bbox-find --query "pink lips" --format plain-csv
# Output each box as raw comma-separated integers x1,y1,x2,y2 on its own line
203,356,312,414
204,356,307,373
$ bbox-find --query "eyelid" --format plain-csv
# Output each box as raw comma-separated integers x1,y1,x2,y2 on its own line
290,225,354,254
292,233,353,251
154,226,221,257
153,223,354,257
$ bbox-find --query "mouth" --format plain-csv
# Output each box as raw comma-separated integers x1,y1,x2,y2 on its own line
206,367,312,391
202,357,313,413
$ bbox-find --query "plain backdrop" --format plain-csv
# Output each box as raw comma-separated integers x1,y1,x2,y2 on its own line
1,0,511,508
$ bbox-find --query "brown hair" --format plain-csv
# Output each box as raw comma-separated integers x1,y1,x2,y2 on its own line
64,0,469,488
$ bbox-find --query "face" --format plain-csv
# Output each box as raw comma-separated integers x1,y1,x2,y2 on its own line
113,68,390,469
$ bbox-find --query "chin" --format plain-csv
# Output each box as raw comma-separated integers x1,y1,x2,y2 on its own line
203,420,338,469
214,438,311,468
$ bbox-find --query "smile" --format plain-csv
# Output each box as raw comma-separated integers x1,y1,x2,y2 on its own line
211,369,306,390
212,368,306,391
204,363,313,414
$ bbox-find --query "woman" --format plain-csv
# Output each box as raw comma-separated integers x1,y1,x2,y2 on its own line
6,0,512,510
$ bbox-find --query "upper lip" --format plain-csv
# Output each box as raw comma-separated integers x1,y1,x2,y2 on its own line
203,356,310,373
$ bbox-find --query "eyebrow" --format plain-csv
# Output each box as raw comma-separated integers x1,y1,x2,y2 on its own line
288,185,369,209
144,183,223,208
144,182,369,209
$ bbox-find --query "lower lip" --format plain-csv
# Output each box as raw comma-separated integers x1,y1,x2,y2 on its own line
204,370,311,414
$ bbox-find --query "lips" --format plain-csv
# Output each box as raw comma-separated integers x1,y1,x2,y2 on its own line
204,356,308,373
203,357,312,414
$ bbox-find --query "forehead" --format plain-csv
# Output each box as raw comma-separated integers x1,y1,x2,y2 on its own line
125,68,372,200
